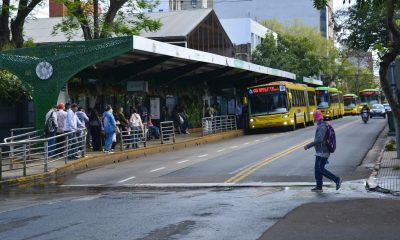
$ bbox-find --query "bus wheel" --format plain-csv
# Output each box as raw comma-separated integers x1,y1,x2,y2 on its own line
290,117,297,131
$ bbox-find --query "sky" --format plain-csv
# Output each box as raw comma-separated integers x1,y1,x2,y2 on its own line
33,0,352,19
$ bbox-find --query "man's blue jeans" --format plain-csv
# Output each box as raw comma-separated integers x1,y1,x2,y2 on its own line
315,156,339,188
46,132,56,157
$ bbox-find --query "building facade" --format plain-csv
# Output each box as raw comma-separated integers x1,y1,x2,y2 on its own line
213,0,334,39
219,18,276,61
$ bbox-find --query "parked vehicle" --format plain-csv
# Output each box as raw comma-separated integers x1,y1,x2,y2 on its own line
370,104,386,118
383,103,391,112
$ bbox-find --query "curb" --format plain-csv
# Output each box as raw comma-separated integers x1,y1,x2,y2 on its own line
0,130,243,190
366,127,400,195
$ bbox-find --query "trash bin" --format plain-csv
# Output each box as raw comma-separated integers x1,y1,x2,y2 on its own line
388,111,396,133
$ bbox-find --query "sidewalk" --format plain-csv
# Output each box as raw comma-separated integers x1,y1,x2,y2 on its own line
368,135,400,195
0,130,242,188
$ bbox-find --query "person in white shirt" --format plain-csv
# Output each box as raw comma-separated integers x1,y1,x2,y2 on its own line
64,103,83,160
129,108,143,148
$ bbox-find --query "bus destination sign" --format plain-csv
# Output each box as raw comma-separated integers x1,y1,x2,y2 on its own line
344,96,353,99
360,91,378,95
248,85,285,94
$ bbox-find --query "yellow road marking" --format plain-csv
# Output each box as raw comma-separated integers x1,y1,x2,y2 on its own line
225,119,359,183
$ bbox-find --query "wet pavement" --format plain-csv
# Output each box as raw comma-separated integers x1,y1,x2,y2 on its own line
0,181,398,240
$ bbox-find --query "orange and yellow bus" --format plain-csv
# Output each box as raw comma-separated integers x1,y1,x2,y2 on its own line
245,81,316,131
315,87,343,119
359,89,380,108
343,94,360,115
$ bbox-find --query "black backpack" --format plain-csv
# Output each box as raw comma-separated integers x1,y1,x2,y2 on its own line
45,111,57,134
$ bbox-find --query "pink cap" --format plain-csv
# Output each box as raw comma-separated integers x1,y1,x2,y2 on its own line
313,110,324,121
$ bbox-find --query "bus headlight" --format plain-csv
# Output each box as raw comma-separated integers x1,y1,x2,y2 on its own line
282,115,289,118
250,118,255,122
327,110,330,114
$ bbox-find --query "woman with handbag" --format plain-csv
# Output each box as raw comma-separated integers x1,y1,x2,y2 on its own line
129,108,143,148
103,105,117,153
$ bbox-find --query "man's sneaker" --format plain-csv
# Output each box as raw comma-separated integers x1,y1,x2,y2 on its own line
311,187,323,192
336,178,342,190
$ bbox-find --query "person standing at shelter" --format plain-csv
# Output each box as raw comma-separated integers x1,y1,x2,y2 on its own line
56,103,67,155
304,110,341,192
44,105,58,157
116,107,129,146
89,108,103,151
129,108,143,148
64,103,82,159
76,106,89,152
103,105,116,153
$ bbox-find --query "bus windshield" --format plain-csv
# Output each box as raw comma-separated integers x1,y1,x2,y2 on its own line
316,91,330,108
360,94,378,105
344,97,356,107
249,92,288,115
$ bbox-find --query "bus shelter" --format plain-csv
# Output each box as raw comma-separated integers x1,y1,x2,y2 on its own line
0,36,298,128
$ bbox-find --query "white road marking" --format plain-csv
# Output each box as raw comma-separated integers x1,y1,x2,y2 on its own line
244,142,250,145
177,160,189,164
216,149,225,153
231,146,238,149
254,140,260,142
198,154,208,158
118,176,136,183
229,162,258,175
150,167,166,173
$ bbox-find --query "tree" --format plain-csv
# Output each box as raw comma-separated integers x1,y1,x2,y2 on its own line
53,0,162,40
0,70,33,102
315,0,400,156
253,20,339,86
0,0,44,48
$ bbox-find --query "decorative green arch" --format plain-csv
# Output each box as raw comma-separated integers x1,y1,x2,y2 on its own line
0,36,134,129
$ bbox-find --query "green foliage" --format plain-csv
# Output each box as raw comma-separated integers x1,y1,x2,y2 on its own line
181,95,202,128
335,1,389,55
254,20,339,85
386,140,397,151
52,0,162,40
0,70,32,102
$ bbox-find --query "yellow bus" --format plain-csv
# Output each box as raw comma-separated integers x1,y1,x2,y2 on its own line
245,81,316,131
315,87,342,120
338,91,345,117
343,94,360,115
359,89,380,108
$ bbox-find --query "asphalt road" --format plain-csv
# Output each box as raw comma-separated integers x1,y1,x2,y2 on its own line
0,116,396,240
64,116,387,186
0,181,398,240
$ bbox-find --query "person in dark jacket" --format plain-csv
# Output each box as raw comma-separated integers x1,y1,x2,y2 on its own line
304,110,341,192
89,108,103,151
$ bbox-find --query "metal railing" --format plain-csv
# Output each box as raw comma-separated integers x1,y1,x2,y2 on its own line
119,126,147,150
160,121,176,144
10,127,36,138
0,129,87,181
4,129,43,143
202,115,237,136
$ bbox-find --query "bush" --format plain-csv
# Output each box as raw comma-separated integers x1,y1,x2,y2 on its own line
385,140,396,151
